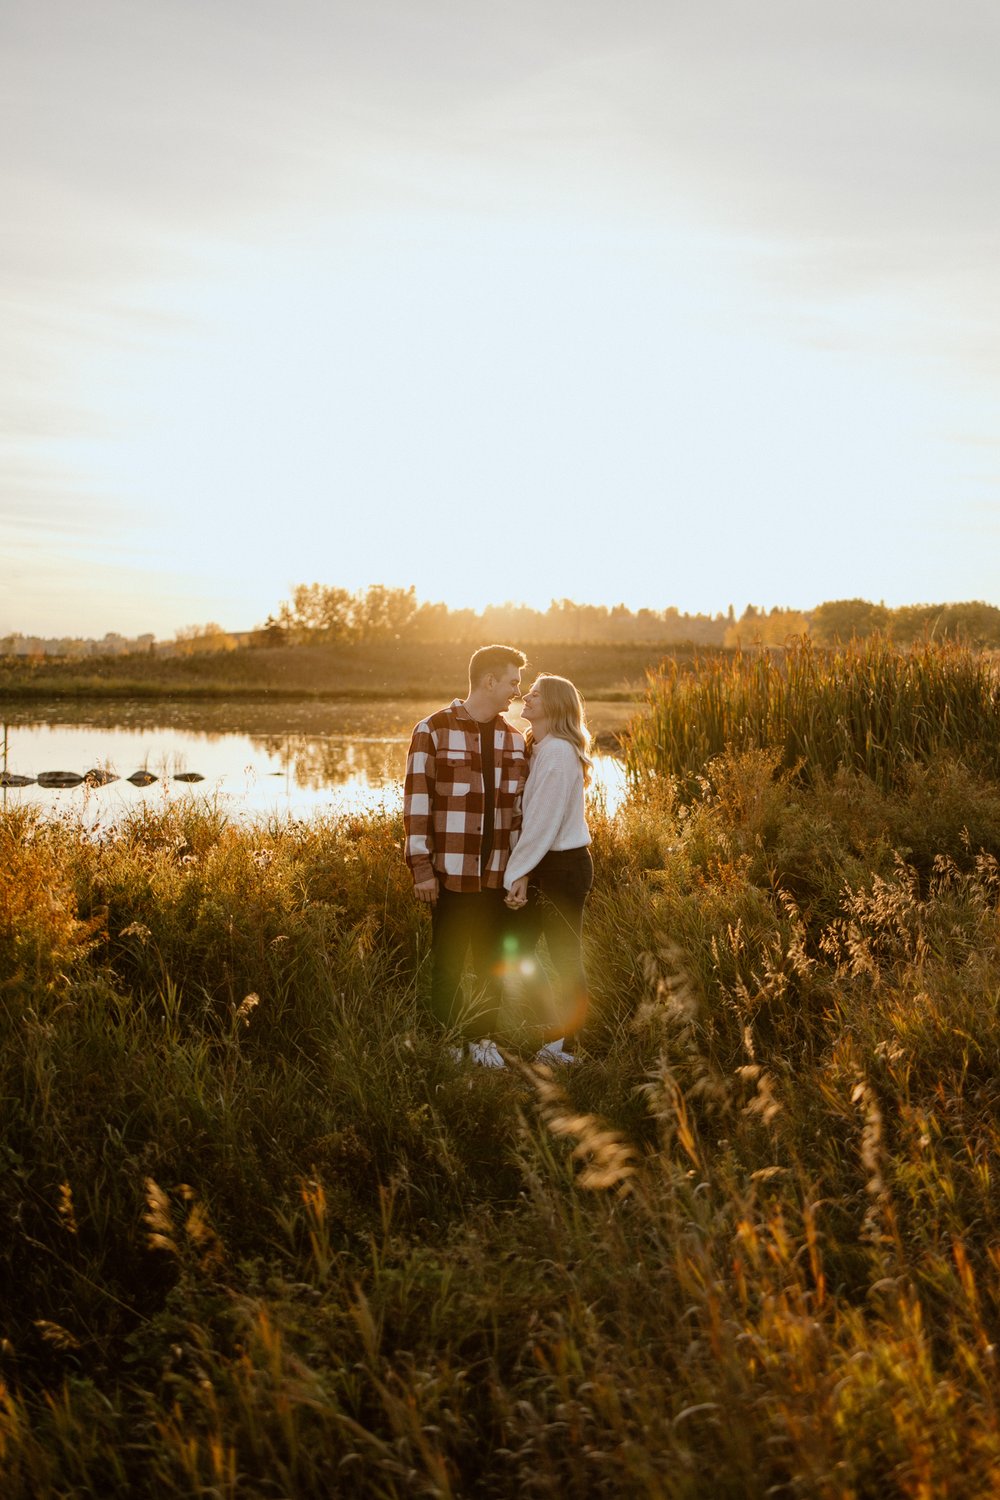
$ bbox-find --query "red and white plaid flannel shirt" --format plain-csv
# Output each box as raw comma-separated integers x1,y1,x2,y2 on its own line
404,699,528,892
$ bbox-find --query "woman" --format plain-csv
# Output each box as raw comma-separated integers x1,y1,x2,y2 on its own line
504,674,593,1061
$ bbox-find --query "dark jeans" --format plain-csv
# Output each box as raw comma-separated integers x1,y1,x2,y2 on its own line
429,887,509,1038
512,846,594,1041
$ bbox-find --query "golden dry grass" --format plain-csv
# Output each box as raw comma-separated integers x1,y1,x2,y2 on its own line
2,664,1000,1492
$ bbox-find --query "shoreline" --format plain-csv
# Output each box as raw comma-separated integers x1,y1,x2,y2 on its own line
0,690,642,749
0,638,709,705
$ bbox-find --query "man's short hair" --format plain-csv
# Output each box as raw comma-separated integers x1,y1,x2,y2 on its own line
468,643,526,691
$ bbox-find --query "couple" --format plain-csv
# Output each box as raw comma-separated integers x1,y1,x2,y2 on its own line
403,644,593,1068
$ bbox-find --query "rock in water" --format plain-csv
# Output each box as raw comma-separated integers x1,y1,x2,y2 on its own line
127,770,158,786
37,771,84,788
0,772,36,787
173,772,205,783
84,768,120,787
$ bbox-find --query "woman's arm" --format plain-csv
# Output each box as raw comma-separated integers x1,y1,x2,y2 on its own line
503,745,576,889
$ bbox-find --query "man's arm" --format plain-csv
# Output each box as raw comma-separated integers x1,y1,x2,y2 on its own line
403,721,439,902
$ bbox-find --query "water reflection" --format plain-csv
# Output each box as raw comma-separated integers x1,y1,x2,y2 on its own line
250,733,403,791
1,698,631,822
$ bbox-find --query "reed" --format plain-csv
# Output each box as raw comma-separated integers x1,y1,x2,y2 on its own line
624,635,1000,792
3,727,1000,1493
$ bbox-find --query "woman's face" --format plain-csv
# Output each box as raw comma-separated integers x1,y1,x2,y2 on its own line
521,681,548,730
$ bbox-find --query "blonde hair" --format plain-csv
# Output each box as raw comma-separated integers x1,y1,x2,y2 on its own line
526,674,593,786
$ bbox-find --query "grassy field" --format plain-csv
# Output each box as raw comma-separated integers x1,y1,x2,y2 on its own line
0,640,704,704
3,642,1000,1495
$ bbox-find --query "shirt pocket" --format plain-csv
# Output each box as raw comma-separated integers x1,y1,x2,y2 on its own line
437,754,473,796
500,750,528,800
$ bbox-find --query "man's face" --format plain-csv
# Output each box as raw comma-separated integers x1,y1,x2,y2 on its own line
488,665,523,715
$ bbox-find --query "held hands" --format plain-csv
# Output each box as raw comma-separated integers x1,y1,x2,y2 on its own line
413,876,439,905
505,876,529,909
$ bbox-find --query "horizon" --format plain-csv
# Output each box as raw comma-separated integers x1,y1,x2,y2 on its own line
3,1,999,639
6,590,1000,649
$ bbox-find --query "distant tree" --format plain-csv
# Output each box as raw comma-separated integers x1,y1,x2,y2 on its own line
941,602,1000,645
890,601,1000,647
259,614,288,646
260,585,1000,654
409,601,452,641
809,599,890,644
545,600,585,642
754,606,811,647
444,608,480,642
283,584,356,641
725,604,761,647
634,608,660,639
480,602,547,642
356,585,418,640
174,623,236,654
889,604,944,644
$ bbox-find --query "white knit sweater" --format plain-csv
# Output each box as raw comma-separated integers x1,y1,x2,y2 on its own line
503,735,591,888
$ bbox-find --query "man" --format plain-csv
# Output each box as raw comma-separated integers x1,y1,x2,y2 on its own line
404,644,528,1066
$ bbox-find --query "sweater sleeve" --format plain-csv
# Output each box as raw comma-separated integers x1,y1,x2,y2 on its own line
503,745,575,889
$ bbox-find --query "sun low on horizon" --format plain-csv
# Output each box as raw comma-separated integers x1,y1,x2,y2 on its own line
2,0,999,643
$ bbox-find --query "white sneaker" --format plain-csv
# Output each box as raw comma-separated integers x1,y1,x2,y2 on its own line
469,1039,506,1069
534,1038,577,1064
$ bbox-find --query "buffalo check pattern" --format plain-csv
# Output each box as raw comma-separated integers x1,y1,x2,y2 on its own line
404,699,528,892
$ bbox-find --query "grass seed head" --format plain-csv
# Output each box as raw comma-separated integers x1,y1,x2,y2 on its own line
56,1181,77,1235
143,1176,178,1255
525,1063,637,1195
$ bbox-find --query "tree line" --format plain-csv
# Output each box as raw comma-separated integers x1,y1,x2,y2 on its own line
6,592,1000,662
259,585,1000,648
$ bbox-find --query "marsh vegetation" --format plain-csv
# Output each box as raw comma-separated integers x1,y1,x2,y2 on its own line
0,640,676,704
2,640,1000,1495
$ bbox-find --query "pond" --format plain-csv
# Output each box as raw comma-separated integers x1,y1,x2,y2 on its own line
0,698,636,823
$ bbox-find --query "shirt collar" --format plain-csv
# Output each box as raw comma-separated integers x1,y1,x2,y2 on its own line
450,698,521,736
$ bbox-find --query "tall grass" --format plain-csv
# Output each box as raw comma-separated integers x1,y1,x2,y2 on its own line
624,636,1000,791
3,731,1000,1492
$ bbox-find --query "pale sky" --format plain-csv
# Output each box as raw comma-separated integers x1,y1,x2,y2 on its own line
3,0,998,638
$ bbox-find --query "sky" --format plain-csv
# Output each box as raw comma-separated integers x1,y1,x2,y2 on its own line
2,0,999,639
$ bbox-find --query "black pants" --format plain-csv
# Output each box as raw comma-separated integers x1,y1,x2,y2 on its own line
429,887,509,1038
512,846,594,1041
